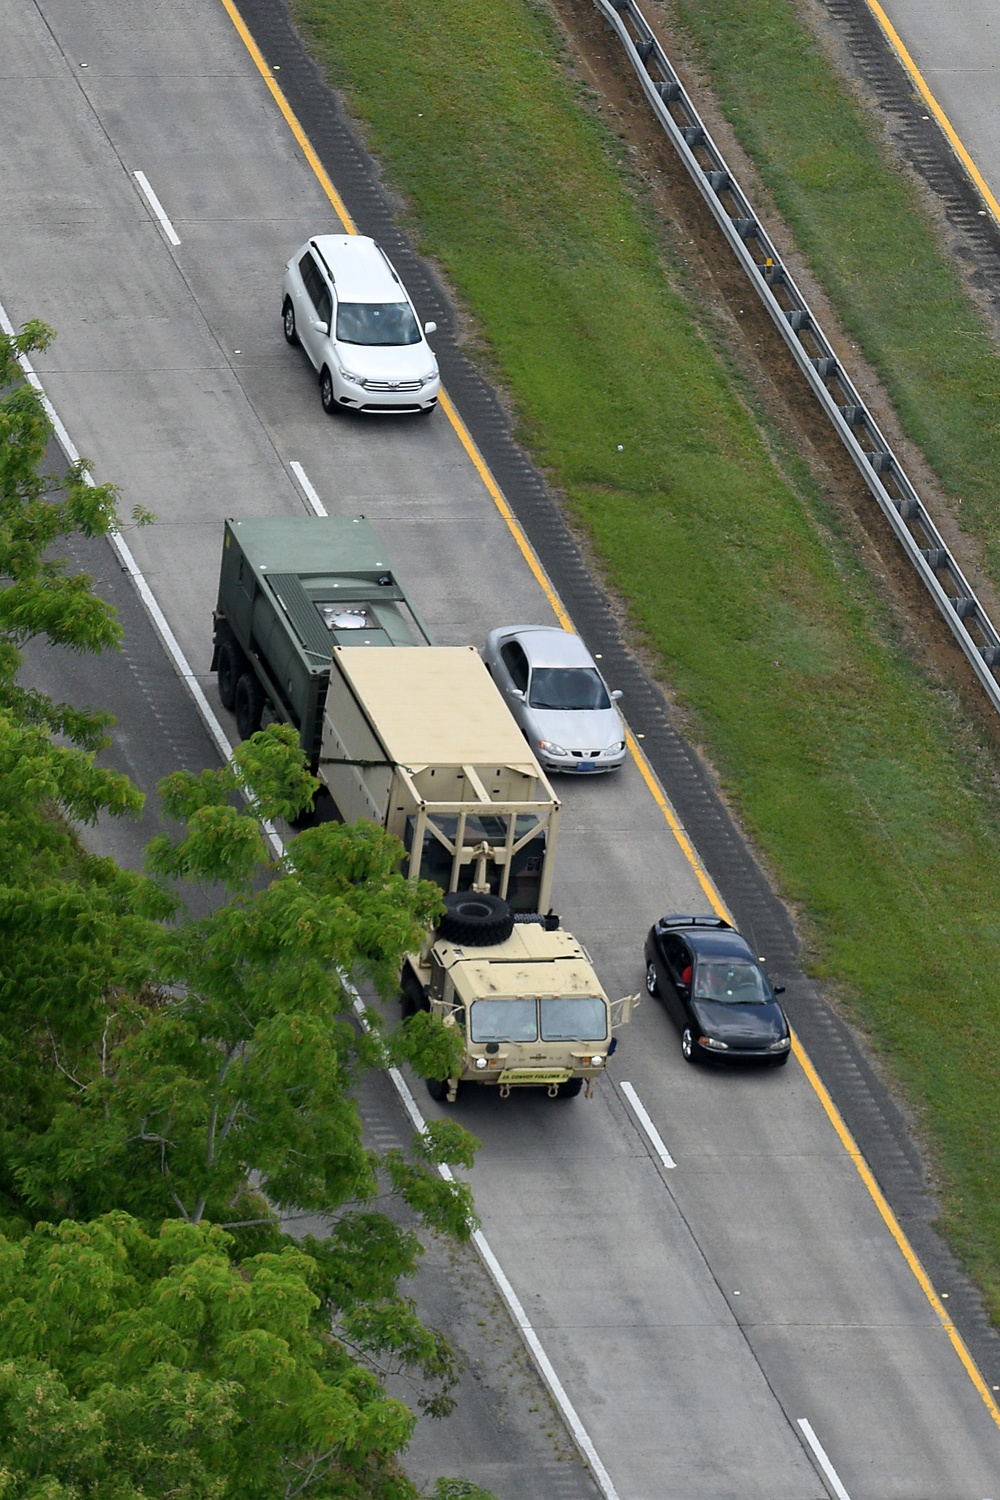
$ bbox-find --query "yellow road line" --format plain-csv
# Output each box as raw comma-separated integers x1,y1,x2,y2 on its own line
864,0,1000,224
793,1034,1000,1430
436,389,572,630
623,728,727,917
220,0,1000,1429
218,0,358,234
437,389,726,916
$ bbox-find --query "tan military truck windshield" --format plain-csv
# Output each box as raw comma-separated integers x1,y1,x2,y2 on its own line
469,996,609,1044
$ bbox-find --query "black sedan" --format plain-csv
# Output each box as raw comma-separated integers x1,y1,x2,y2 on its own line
643,915,791,1067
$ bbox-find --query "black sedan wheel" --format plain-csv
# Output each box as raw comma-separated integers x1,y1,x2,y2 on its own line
681,1028,700,1065
645,960,659,997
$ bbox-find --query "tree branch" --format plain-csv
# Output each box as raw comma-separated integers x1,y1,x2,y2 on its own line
46,1025,87,1091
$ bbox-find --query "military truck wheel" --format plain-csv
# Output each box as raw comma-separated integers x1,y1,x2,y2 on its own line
216,639,244,711
426,1076,458,1103
438,892,515,946
282,297,299,346
556,1077,584,1098
234,672,265,740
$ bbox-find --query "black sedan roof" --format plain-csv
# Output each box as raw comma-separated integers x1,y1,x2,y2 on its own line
652,915,756,961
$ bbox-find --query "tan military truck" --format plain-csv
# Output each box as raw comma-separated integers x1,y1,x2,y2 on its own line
317,644,638,1098
401,893,638,1100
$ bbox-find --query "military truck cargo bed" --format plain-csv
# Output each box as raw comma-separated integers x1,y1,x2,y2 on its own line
322,645,543,772
320,646,560,911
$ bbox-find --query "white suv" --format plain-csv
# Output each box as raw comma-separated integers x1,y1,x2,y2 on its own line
282,235,439,415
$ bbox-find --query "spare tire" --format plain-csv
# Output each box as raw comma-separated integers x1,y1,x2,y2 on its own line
438,891,515,946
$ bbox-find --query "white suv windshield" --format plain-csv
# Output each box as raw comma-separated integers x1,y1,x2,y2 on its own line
336,301,421,346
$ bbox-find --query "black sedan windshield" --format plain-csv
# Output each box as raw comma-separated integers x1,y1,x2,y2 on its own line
336,301,421,346
528,667,610,711
693,960,769,1004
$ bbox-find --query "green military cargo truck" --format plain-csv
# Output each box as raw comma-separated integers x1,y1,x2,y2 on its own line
211,517,560,907
211,515,432,769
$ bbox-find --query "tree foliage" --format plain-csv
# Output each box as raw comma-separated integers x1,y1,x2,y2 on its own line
9,731,466,1238
0,320,492,1498
0,1214,422,1500
0,321,149,751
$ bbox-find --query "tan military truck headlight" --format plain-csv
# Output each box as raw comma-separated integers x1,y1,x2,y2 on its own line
474,1056,489,1070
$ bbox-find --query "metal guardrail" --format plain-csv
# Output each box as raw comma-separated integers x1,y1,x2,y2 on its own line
594,0,1000,713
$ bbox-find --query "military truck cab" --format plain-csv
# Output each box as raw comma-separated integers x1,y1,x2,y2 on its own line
403,893,638,1101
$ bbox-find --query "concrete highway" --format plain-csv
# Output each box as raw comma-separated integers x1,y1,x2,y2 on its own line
3,1,1000,1494
865,0,1000,207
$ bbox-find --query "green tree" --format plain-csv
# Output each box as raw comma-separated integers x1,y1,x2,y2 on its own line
12,730,467,1238
0,1212,429,1500
0,321,149,752
0,738,485,1488
0,321,492,1496
0,325,152,747
0,320,154,1224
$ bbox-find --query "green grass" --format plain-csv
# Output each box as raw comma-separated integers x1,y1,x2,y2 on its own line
674,0,1000,573
291,0,1000,1313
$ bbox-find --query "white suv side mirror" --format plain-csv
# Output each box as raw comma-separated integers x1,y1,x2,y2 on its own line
310,318,329,335
424,320,437,335
611,689,623,701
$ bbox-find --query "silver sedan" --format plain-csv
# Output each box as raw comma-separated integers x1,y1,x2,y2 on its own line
483,626,627,774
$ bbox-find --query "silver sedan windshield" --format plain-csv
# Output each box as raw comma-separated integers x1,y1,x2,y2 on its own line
528,667,610,711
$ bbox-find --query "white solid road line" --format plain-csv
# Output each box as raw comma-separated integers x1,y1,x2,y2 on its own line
620,1080,677,1168
350,1002,622,1500
1,301,621,1500
290,460,326,516
0,295,285,855
797,1418,851,1500
133,171,181,246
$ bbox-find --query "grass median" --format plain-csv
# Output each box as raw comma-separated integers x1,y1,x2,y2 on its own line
291,0,1000,1315
673,0,1000,574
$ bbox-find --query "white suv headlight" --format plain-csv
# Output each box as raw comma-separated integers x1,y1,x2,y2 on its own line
338,367,363,385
